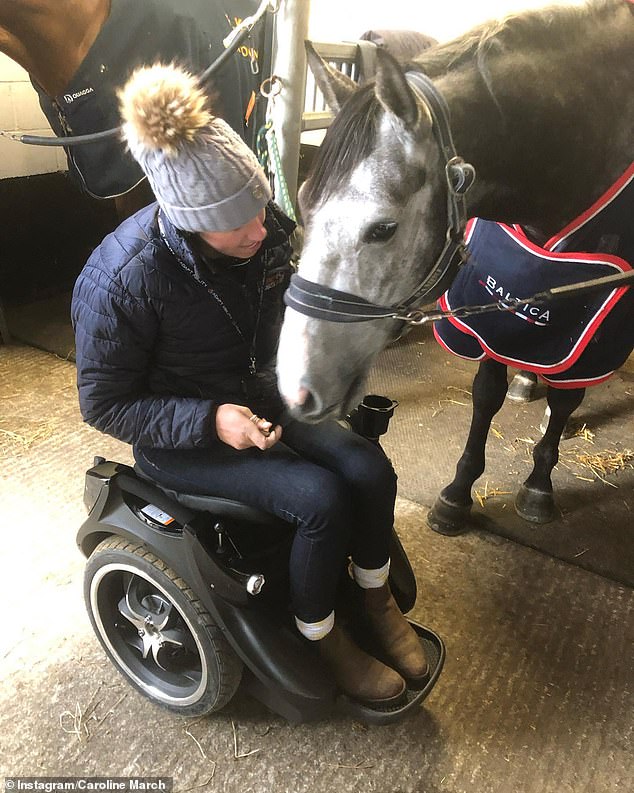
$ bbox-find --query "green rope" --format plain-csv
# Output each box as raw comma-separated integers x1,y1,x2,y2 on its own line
256,121,272,172
256,120,296,221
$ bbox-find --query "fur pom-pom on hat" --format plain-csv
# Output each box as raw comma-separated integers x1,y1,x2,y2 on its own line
119,63,212,156
117,62,271,233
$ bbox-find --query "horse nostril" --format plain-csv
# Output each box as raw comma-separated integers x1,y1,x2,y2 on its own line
288,386,323,421
300,388,318,414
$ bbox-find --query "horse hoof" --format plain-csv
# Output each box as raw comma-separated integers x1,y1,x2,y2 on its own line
515,485,556,523
427,496,471,536
506,372,538,403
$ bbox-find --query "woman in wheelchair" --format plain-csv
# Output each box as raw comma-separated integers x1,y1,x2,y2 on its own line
71,63,429,708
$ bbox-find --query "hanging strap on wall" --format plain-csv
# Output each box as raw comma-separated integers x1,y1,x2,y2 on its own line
257,75,297,221
266,122,297,221
256,120,272,172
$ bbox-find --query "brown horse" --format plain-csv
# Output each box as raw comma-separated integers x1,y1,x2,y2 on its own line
0,0,110,97
0,0,266,219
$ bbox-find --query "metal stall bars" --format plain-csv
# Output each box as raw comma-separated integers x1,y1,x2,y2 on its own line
268,12,370,219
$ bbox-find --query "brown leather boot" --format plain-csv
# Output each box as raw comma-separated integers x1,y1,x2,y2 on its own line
362,583,430,687
316,621,406,706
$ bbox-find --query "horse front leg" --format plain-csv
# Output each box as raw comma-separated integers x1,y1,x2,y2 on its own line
428,358,509,535
515,385,585,523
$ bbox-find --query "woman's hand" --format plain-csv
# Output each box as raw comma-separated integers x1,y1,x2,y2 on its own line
215,404,282,450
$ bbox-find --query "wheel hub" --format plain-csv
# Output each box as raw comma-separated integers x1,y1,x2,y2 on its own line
117,584,189,671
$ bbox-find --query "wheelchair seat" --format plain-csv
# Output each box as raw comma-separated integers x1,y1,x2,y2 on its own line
133,464,288,528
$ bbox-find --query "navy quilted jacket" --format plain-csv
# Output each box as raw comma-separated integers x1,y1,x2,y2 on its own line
72,202,295,449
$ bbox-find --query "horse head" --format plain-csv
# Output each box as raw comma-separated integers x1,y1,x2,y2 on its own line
277,44,459,421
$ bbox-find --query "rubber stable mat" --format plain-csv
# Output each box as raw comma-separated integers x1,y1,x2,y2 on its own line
4,292,76,361
367,325,634,588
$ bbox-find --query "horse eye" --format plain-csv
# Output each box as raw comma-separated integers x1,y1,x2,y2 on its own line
363,221,398,243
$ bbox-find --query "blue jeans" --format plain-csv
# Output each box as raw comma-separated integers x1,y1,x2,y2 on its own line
134,418,397,623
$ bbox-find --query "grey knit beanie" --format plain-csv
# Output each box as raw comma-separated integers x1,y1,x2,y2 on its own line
118,63,271,232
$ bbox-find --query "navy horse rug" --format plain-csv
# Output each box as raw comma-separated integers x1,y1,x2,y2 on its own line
32,0,266,199
435,162,634,388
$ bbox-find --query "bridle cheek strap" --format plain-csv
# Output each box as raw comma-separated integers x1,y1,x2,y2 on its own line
284,71,475,324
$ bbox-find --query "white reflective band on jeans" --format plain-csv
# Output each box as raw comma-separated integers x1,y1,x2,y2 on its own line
295,610,335,641
352,559,391,589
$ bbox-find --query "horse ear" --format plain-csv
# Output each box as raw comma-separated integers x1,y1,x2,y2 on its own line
374,48,426,131
305,40,357,113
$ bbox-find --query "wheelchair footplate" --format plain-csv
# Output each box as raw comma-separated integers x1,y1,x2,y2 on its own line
336,621,445,725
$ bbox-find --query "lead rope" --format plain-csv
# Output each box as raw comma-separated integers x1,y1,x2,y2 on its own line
256,75,297,221
403,267,634,326
285,258,634,325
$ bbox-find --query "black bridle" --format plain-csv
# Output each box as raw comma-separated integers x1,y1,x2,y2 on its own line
284,71,477,324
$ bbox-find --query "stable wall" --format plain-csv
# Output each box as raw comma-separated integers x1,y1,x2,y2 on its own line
0,54,68,178
0,60,113,307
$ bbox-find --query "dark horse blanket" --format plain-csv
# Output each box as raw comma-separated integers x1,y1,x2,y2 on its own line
32,0,267,198
434,163,634,388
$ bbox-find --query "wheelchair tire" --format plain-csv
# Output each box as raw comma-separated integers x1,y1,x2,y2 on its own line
84,536,243,716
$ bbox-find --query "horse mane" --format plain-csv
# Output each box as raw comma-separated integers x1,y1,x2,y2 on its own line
302,0,625,213
410,0,621,78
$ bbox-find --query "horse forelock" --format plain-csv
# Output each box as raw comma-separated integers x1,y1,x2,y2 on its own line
300,83,381,216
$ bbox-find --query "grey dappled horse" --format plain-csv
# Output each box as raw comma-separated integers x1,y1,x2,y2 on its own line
277,0,634,528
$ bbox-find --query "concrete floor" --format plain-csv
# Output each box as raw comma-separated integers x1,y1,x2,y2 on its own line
1,342,633,793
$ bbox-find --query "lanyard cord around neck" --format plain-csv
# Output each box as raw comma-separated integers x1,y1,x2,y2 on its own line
159,215,267,376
